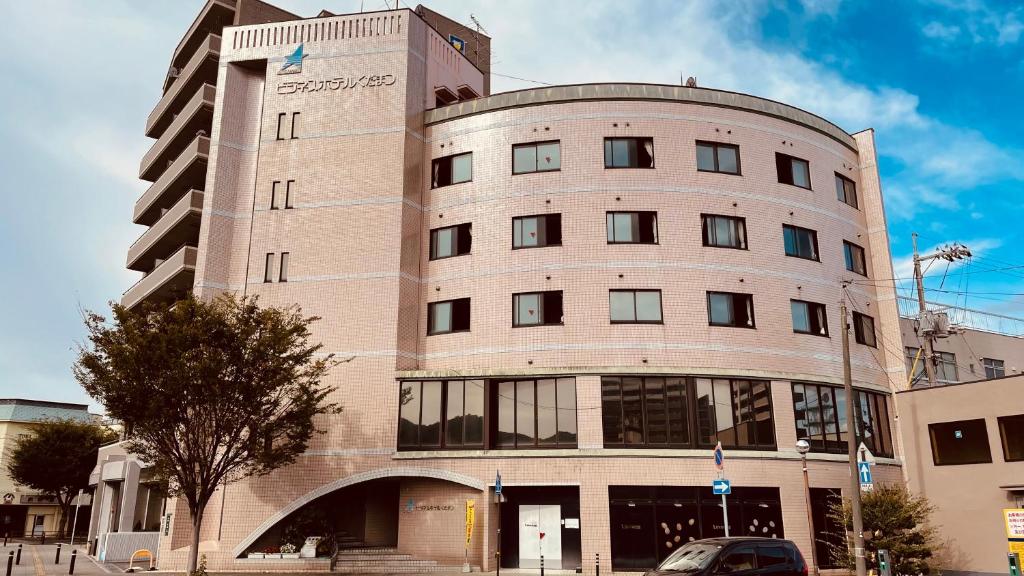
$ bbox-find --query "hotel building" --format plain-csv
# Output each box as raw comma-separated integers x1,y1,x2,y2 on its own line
103,1,917,572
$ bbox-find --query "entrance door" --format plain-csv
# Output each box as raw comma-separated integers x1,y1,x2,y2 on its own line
31,515,44,536
518,504,562,568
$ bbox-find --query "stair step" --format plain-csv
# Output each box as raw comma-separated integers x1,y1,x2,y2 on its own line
333,566,475,574
335,554,417,561
337,547,398,554
335,560,439,567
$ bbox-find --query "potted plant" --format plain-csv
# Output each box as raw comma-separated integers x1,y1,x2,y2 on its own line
263,545,282,559
280,543,300,559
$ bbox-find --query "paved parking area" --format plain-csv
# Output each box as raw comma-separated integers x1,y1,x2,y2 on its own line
0,543,112,575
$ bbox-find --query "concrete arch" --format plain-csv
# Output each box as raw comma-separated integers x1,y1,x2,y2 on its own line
231,466,486,557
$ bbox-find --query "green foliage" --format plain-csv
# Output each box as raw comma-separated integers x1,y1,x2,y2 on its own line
281,505,335,556
6,418,118,537
74,294,342,572
190,554,208,576
826,484,938,576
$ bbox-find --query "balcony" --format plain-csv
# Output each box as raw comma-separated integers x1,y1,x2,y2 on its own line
127,191,204,272
139,84,215,182
122,246,198,311
134,136,209,226
148,34,221,139
165,0,236,92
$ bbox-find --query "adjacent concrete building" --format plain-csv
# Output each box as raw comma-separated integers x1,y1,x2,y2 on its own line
120,2,913,572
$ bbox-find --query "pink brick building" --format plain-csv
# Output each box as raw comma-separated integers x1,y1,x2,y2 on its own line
105,1,909,572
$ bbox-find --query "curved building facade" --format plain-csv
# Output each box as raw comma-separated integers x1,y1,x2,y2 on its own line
110,3,907,573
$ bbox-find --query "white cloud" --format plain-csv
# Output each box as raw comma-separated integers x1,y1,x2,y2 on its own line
799,0,844,18
922,20,961,41
922,0,1024,46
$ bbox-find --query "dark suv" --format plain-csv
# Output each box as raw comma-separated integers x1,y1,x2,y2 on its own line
644,537,808,576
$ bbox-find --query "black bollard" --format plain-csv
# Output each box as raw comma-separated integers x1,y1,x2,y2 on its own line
69,550,77,575
541,554,545,576
41,532,45,546
596,553,600,576
3,532,7,547
5,551,12,576
56,542,62,564
15,544,21,565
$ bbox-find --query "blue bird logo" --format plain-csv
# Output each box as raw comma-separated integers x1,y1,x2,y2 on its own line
281,44,306,73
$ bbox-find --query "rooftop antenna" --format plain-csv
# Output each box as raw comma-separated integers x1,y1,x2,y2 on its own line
469,14,488,63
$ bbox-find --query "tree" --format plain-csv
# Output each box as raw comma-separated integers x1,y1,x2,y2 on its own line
6,419,118,538
826,484,939,575
74,294,342,574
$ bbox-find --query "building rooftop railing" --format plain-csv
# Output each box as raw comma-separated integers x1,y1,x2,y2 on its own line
897,295,1024,337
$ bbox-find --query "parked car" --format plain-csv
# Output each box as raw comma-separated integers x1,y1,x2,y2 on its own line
644,537,808,576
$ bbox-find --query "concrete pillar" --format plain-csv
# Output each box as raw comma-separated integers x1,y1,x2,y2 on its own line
117,462,141,533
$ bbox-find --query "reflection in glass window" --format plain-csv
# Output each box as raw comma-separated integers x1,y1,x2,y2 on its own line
793,382,892,457
428,298,471,335
610,290,663,323
835,173,858,208
494,378,577,449
513,291,564,327
431,152,472,188
844,241,868,276
776,153,811,189
702,214,747,249
696,141,740,174
783,225,819,261
513,141,561,174
429,223,472,260
707,292,755,328
607,212,658,244
513,214,562,249
791,300,828,336
604,137,655,168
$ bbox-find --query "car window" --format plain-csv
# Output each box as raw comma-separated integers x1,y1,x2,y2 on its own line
659,543,722,572
719,546,756,573
757,546,788,568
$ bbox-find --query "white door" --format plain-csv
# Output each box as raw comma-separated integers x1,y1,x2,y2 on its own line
518,505,562,568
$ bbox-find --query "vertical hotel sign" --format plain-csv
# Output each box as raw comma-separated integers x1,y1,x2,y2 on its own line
1006,509,1024,554
465,500,475,548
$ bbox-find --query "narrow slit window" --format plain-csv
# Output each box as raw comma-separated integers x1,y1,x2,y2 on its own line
264,253,275,283
271,181,280,209
276,113,287,140
279,252,289,282
290,112,299,139
285,180,294,208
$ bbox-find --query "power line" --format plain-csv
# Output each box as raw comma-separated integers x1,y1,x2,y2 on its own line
490,71,553,86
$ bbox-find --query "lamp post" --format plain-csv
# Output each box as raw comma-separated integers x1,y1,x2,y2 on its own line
796,439,819,576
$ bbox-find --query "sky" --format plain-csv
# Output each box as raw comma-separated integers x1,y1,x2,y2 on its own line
0,0,1021,411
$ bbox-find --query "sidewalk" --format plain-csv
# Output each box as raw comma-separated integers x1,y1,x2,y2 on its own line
0,543,114,575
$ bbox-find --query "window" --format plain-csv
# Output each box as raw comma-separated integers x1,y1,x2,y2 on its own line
757,546,788,568
998,414,1024,462
695,378,776,449
513,291,564,327
609,290,663,324
513,141,561,174
398,380,485,449
278,252,289,282
696,141,741,175
983,358,1005,379
792,382,893,457
852,312,876,347
601,376,692,447
429,223,472,260
720,546,756,573
427,298,470,335
844,241,867,276
513,214,562,249
607,211,658,244
791,300,828,336
905,347,925,384
270,180,294,209
929,418,992,465
494,378,577,448
604,137,655,169
935,351,958,382
702,214,747,249
285,180,294,208
431,152,472,188
783,225,819,261
290,112,299,139
835,173,858,209
276,113,287,140
809,488,844,569
707,292,755,328
264,253,275,283
776,153,811,189
271,181,281,209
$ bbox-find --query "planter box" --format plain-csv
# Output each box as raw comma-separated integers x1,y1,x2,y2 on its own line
281,553,300,559
266,553,283,559
247,553,265,559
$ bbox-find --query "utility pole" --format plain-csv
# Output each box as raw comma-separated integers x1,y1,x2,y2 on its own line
911,233,971,387
840,292,866,576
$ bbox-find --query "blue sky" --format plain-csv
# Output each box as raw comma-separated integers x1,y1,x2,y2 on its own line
1,0,1021,410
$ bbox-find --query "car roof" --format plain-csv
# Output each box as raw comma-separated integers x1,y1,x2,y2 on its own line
697,537,795,546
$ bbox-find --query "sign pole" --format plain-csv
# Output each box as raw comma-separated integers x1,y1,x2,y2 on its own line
495,471,502,576
69,489,83,547
721,477,730,538
714,442,730,537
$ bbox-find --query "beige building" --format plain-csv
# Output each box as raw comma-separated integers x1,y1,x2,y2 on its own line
119,1,915,573
0,399,94,538
896,375,1024,576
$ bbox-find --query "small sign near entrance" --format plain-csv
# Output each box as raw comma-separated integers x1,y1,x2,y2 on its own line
859,461,874,492
712,479,731,495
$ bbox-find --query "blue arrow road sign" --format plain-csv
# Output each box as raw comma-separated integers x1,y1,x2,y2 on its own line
712,479,731,495
495,471,502,495
858,462,872,485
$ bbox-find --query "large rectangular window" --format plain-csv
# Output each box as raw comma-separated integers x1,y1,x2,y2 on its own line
601,376,691,447
929,418,992,465
429,223,472,260
905,347,926,385
935,351,958,382
493,378,577,448
607,211,658,244
783,224,820,261
702,214,747,249
852,312,877,347
431,152,472,188
707,291,755,328
696,141,740,175
792,382,894,457
398,380,485,449
776,153,811,189
983,357,1006,379
835,173,858,209
604,137,655,168
427,298,471,335
791,299,828,336
513,141,561,174
998,414,1024,462
844,241,868,276
609,290,663,324
513,214,562,249
694,378,776,449
513,291,564,327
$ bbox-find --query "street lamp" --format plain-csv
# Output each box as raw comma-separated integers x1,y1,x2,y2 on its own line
796,439,820,576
